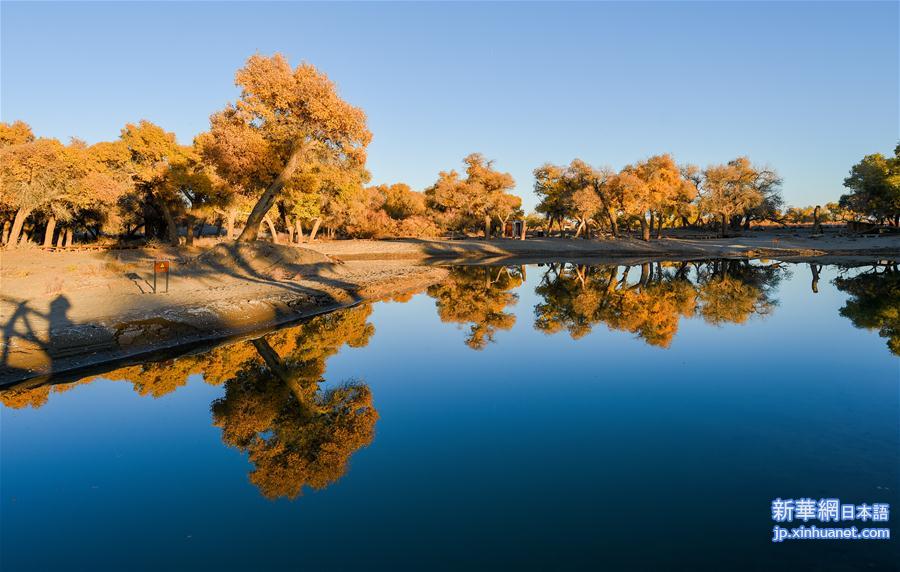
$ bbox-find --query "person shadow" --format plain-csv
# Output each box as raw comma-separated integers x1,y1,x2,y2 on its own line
1,294,73,378
48,295,74,337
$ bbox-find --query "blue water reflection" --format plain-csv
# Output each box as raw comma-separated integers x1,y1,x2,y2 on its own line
2,260,897,571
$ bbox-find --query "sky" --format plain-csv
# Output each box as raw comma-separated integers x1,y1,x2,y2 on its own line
2,1,897,212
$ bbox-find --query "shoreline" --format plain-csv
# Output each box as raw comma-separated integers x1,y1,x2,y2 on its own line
2,234,898,388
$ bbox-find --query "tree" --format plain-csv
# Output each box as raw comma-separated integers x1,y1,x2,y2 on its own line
376,183,426,220
742,167,783,229
612,169,652,240
426,154,518,238
1,138,69,247
839,145,900,226
119,120,188,245
0,121,34,147
533,163,570,235
621,154,695,241
199,54,371,242
699,157,765,237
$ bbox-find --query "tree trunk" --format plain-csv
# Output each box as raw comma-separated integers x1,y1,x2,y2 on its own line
226,210,236,239
812,205,821,234
157,200,180,246
639,216,650,242
681,215,690,228
720,213,727,238
520,219,527,240
264,216,278,244
295,218,304,241
655,215,663,239
56,228,65,247
608,210,618,239
1,220,9,245
185,218,195,246
307,218,321,242
7,208,30,248
238,143,306,242
649,211,655,237
43,216,56,247
283,214,294,243
65,227,73,247
484,214,491,240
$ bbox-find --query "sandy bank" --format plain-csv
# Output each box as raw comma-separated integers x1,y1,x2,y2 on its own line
302,231,900,262
0,243,447,386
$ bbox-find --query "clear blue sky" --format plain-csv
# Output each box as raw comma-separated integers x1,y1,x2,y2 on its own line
2,1,897,212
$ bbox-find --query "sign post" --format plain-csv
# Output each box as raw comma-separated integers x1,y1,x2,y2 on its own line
153,260,170,294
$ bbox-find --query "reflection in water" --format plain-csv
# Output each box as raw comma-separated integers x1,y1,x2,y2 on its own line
1,259,895,503
211,306,378,499
834,262,900,356
534,260,785,347
426,265,524,349
0,305,379,500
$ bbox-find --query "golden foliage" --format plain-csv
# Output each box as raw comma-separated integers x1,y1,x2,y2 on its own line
427,266,523,349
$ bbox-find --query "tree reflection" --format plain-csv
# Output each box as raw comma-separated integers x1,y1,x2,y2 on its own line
534,260,784,347
694,260,782,326
0,306,379,501
833,262,900,356
426,265,524,349
211,306,378,499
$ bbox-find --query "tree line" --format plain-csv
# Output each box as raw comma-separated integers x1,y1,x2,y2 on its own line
0,54,521,249
1,53,896,249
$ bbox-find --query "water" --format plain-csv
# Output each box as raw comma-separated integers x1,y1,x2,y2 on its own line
2,260,898,571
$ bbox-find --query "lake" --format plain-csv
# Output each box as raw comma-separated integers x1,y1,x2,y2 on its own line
1,259,897,571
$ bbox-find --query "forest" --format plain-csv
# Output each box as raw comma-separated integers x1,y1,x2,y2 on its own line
2,53,898,250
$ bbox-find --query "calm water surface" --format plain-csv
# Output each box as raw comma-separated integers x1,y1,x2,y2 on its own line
2,260,898,571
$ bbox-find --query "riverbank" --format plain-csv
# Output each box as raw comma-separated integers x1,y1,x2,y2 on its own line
301,231,900,262
2,232,898,386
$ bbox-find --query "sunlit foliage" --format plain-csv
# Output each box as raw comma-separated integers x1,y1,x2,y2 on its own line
839,145,900,226
425,154,521,238
534,260,784,347
199,53,372,242
426,265,523,349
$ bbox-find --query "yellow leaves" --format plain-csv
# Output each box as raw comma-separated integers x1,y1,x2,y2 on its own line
699,157,770,218
534,261,780,348
426,154,518,232
0,137,69,211
427,266,522,349
0,120,35,147
205,53,371,207
120,120,184,186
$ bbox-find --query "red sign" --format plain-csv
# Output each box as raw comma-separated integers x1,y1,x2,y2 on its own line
155,261,169,273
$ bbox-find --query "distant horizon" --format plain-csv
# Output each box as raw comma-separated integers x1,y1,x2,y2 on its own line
2,1,897,211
